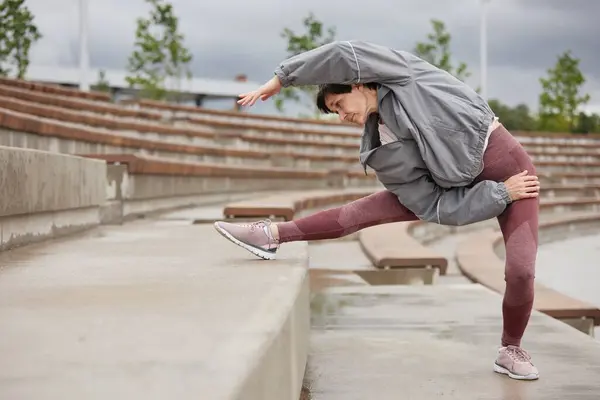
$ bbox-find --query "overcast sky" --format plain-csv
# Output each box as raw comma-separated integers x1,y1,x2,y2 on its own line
25,0,600,116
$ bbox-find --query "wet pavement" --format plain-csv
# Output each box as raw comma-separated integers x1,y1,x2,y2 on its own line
302,285,600,400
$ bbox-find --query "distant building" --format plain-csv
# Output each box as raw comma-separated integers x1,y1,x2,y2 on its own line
24,65,260,108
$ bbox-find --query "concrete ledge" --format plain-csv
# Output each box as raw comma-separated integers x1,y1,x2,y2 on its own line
0,146,105,216
1,206,100,251
0,222,310,399
0,146,105,249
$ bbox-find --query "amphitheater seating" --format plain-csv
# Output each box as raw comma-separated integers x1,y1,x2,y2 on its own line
0,76,111,101
0,84,363,170
3,79,600,178
3,77,600,397
128,98,363,135
0,76,599,215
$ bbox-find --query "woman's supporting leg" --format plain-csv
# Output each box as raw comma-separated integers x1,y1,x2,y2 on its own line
474,124,539,380
475,124,539,348
214,190,418,260
277,190,418,242
496,188,538,347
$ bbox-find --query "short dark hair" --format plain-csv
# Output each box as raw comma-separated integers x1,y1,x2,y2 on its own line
316,82,379,114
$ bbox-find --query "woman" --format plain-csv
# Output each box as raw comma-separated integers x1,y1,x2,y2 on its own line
214,40,540,381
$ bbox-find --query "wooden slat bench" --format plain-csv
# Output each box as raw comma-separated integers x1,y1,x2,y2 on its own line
359,221,448,275
222,188,378,221
81,153,330,180
0,77,111,101
541,198,600,213
455,213,600,334
539,184,600,199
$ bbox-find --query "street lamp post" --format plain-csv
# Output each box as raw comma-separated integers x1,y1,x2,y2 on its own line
480,0,490,101
79,0,89,91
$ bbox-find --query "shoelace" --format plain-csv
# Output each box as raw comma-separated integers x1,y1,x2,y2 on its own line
247,219,271,232
506,346,531,363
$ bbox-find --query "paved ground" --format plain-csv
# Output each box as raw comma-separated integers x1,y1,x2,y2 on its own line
302,284,600,400
3,200,599,399
0,220,307,399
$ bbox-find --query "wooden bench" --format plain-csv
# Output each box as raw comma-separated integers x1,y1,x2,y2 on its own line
541,198,600,213
0,77,111,101
539,184,600,199
0,91,221,141
134,97,359,129
222,188,377,221
455,213,600,334
81,153,331,180
359,221,448,275
539,171,600,185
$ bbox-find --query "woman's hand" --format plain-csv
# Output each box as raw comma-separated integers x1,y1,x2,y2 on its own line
504,170,540,201
237,76,282,107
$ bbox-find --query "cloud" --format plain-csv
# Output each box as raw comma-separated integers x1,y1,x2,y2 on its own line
24,0,600,115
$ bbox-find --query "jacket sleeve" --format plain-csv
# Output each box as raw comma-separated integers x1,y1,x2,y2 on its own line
383,173,512,226
274,40,412,87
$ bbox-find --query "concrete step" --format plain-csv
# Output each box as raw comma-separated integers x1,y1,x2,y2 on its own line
0,221,309,399
303,284,600,400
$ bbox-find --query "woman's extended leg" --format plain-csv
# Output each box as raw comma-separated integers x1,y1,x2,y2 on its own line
214,190,418,259
474,124,540,380
277,190,418,242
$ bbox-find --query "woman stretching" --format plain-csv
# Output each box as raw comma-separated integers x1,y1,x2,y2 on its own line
213,41,541,381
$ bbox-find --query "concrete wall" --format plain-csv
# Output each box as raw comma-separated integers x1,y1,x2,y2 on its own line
101,166,334,223
0,146,106,250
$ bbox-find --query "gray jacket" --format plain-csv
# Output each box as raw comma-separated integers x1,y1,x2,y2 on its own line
274,40,512,226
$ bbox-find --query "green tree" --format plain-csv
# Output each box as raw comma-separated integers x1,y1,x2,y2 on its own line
276,12,336,117
0,0,42,79
488,99,537,131
91,69,111,93
125,0,192,100
538,50,590,132
573,112,600,134
414,19,471,82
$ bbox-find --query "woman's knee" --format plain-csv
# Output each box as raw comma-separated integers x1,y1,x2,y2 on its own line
505,265,535,284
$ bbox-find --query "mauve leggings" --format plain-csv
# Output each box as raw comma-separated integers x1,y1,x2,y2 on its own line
277,125,538,347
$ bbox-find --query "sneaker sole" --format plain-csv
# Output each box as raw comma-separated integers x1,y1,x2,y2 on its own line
213,222,277,260
493,363,539,380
